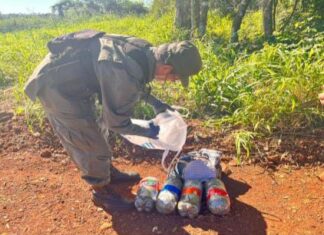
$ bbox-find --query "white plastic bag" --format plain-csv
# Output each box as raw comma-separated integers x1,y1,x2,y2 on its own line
122,110,187,170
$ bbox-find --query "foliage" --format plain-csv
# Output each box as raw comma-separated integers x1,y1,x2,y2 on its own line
190,31,323,134
0,13,175,128
0,7,323,159
133,101,155,120
0,15,60,33
209,0,262,17
150,0,175,17
0,69,11,88
51,0,148,17
234,130,256,162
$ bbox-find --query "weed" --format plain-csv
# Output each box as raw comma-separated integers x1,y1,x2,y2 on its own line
234,130,256,163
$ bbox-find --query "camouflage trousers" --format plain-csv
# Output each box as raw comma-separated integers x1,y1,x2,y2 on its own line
38,86,111,187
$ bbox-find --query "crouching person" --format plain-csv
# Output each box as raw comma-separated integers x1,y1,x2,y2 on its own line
24,30,202,211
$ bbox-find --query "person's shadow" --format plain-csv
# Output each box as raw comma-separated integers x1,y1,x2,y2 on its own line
106,174,267,235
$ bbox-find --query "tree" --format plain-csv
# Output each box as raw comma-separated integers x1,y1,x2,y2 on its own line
51,0,74,17
230,0,251,43
51,0,148,17
263,0,274,40
175,0,191,29
280,0,299,32
174,0,209,37
83,0,102,15
199,0,209,36
190,0,209,37
191,0,200,36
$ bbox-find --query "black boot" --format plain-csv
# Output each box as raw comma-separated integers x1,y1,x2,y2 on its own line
92,185,134,211
110,165,140,183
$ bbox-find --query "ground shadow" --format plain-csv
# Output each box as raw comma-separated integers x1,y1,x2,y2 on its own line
106,175,267,235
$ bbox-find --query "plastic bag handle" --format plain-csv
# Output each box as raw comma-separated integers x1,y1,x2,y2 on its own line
161,149,182,173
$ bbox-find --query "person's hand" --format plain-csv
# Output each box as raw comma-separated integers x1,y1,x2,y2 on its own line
148,122,160,139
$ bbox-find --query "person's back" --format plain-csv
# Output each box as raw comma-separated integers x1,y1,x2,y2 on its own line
25,30,153,102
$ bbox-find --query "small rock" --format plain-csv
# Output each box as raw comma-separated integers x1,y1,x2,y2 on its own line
97,208,104,212
33,132,41,137
40,150,52,158
172,227,177,233
40,177,48,182
100,222,112,231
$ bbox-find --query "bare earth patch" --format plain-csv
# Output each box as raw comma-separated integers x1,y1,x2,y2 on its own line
0,112,323,235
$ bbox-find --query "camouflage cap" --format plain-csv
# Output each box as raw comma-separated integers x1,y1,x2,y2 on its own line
160,41,202,87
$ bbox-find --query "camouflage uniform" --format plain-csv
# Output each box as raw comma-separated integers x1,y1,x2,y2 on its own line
25,31,167,186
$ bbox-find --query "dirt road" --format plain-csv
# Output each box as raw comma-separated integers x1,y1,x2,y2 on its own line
0,113,323,235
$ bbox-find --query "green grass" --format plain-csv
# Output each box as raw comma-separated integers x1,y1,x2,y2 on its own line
0,13,176,126
0,11,323,160
234,130,256,163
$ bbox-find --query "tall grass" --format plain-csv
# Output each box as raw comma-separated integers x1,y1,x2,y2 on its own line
189,32,324,134
0,11,323,147
0,13,175,124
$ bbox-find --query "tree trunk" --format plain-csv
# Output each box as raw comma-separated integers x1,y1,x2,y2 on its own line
263,0,274,40
191,0,200,37
175,0,191,29
230,0,251,43
199,0,209,36
280,0,299,32
272,0,278,31
58,6,64,17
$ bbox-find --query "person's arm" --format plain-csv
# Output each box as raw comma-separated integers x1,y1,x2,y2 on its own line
144,93,174,114
98,62,159,138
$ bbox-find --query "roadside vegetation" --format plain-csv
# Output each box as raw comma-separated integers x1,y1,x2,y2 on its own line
0,0,323,160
